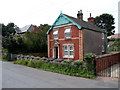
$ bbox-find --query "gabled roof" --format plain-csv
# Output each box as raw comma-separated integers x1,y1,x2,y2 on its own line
64,14,103,32
16,24,33,34
47,13,104,34
20,24,32,33
108,33,120,39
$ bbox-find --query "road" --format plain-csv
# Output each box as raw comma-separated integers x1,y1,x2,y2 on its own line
1,61,119,88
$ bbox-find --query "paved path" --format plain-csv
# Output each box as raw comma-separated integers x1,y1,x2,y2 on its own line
1,61,119,88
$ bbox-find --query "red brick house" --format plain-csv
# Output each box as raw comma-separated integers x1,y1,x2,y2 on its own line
47,10,107,60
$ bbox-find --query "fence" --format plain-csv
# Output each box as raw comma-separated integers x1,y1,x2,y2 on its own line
3,53,18,61
95,52,120,78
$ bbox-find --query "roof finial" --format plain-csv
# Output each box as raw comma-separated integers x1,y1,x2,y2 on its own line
80,10,82,13
60,10,62,13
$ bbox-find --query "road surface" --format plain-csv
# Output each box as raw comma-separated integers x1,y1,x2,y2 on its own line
1,61,119,88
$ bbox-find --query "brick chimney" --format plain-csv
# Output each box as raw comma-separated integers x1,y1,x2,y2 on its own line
32,25,37,31
88,13,94,24
77,10,83,20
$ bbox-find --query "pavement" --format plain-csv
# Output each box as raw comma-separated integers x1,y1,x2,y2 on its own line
1,61,119,88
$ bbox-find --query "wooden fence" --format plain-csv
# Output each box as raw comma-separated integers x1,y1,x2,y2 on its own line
95,52,120,77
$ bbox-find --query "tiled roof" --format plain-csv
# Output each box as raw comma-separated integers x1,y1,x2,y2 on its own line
16,24,32,34
20,25,32,33
63,14,104,32
111,34,120,39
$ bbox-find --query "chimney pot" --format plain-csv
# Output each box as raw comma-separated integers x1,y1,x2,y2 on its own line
88,13,94,24
80,10,82,13
77,10,83,20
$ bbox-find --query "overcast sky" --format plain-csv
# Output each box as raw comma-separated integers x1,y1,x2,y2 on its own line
0,0,119,33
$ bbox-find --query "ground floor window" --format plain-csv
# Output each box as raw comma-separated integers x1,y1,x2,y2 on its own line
63,45,74,58
102,45,104,52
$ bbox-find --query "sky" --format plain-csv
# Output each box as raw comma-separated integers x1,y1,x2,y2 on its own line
0,0,119,33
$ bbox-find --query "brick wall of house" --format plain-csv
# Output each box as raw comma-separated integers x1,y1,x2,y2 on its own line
48,25,83,60
83,30,102,55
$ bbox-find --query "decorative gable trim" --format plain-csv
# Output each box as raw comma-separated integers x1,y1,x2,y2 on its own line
62,14,82,29
47,13,82,34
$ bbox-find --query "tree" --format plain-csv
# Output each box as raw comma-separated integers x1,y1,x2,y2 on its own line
2,23,18,37
2,23,51,55
2,37,18,53
23,24,50,53
108,39,120,52
94,14,115,36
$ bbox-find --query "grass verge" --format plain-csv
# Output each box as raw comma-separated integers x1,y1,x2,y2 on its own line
14,60,96,79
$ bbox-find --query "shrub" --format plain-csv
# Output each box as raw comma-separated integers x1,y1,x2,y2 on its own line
14,59,95,79
108,39,120,52
34,60,44,68
27,60,35,68
72,60,84,68
84,53,96,60
63,60,73,64
84,53,96,74
14,60,22,64
14,60,28,65
22,60,29,65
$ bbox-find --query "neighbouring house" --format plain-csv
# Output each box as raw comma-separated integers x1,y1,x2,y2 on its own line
108,33,120,39
107,33,120,52
47,10,107,60
107,33,120,46
16,24,37,34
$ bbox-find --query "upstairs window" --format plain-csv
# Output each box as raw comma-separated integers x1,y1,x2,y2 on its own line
102,45,104,52
53,30,58,40
65,28,71,39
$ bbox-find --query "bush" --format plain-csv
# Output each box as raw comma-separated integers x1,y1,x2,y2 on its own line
14,60,28,65
72,60,84,68
108,39,120,52
33,60,44,68
84,53,96,74
84,53,96,60
2,49,8,60
27,60,35,68
21,60,28,65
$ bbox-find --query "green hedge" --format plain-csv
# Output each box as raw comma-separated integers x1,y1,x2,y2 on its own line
14,60,95,79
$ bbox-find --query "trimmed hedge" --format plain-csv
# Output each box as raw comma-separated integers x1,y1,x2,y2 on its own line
14,59,95,79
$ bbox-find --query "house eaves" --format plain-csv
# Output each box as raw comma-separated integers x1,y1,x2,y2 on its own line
47,13,104,34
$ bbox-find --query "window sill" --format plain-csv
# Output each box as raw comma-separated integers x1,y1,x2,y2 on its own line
54,39,58,40
63,56,74,58
65,38,71,40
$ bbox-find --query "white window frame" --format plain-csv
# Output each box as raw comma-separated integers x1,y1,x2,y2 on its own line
63,45,74,58
102,33,104,39
102,45,104,52
53,30,58,40
65,28,71,39
69,45,74,58
64,46,69,58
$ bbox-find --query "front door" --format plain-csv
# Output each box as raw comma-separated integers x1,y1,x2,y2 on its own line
54,47,58,59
